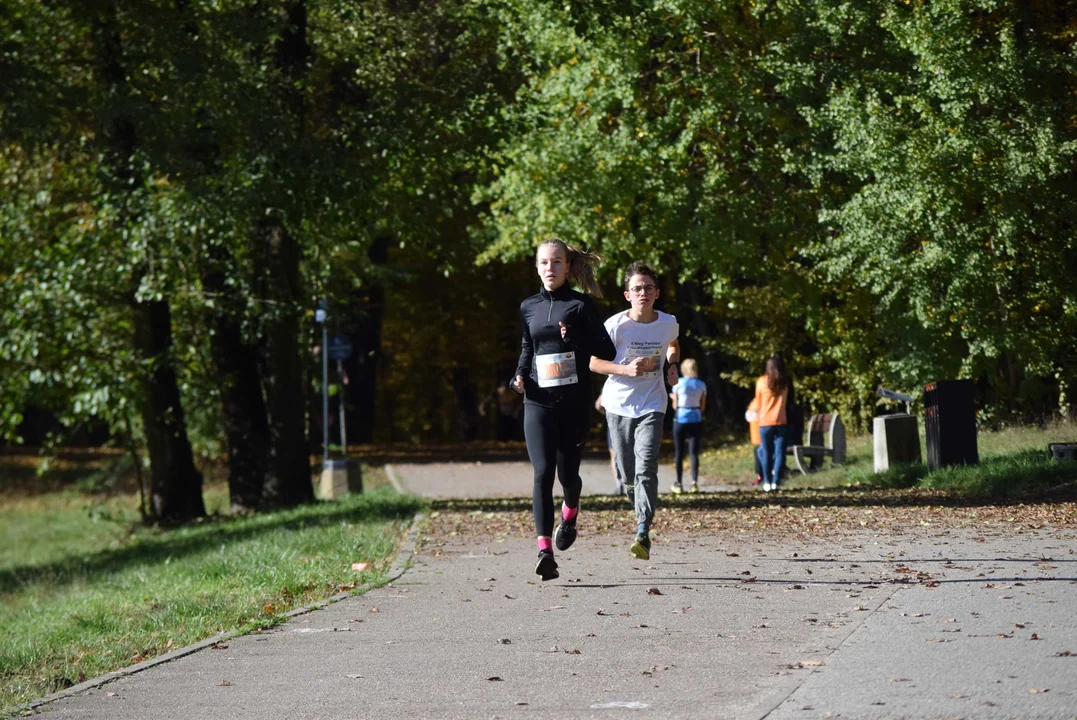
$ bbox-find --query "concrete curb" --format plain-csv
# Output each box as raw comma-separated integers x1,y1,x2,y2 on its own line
384,463,405,494
17,509,427,716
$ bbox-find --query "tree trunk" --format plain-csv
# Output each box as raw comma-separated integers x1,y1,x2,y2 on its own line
254,220,313,507
132,297,206,523
343,236,390,444
200,247,271,512
677,278,747,426
92,7,203,523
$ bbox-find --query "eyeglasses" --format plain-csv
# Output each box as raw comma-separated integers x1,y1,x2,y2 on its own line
628,284,657,296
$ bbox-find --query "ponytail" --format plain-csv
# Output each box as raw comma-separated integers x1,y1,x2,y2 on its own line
539,237,604,297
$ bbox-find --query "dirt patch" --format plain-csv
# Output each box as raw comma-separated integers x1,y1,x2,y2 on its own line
420,494,1077,555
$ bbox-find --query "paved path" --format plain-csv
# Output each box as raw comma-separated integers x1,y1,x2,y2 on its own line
40,516,1077,719
389,458,737,498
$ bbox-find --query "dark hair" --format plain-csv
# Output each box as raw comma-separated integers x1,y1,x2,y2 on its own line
765,355,788,393
623,261,659,291
538,238,604,297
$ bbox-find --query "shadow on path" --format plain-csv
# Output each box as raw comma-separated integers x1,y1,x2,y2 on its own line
431,484,1077,513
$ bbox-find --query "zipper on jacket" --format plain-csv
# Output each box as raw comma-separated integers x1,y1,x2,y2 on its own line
547,296,554,324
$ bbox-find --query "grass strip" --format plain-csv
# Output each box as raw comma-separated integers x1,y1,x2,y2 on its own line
0,485,422,713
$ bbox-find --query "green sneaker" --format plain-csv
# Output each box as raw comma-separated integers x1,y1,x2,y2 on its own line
670,483,683,495
630,534,651,560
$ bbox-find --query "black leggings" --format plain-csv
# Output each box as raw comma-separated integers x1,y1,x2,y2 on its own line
673,421,702,485
524,403,585,538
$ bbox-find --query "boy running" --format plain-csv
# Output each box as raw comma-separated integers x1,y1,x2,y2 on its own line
589,262,679,560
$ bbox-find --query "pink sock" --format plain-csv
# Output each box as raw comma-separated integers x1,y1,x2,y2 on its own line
562,503,578,522
537,537,553,552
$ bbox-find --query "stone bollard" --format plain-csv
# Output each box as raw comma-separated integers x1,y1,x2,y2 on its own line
874,414,922,472
318,458,363,500
1048,443,1077,462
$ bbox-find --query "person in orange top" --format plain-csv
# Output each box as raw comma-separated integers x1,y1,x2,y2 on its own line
753,355,790,491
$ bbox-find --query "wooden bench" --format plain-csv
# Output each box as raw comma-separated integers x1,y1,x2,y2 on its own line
786,413,846,475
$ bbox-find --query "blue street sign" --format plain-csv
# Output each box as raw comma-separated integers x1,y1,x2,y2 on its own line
328,335,353,362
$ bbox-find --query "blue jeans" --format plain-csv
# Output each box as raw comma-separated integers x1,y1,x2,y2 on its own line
757,425,787,486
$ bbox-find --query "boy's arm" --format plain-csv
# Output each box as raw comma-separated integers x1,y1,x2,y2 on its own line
666,337,680,365
665,337,681,386
591,356,649,377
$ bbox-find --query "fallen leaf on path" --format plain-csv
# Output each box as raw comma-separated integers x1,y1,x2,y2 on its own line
211,643,229,650
497,638,511,644
369,606,379,613
487,676,503,682
544,606,565,611
218,680,232,687
798,660,824,667
345,674,363,679
504,595,516,600
647,588,663,595
743,577,757,583
1029,688,1049,694
596,609,610,616
1031,634,1041,640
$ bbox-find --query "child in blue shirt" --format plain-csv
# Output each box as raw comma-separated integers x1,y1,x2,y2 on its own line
670,359,707,493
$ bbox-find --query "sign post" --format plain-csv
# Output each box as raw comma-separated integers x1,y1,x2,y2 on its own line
328,335,353,453
315,300,328,464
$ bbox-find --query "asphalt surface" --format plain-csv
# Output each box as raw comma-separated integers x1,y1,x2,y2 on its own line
388,458,738,498
36,499,1077,719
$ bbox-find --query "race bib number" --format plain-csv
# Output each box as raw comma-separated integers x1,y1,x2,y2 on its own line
536,351,578,388
623,347,661,377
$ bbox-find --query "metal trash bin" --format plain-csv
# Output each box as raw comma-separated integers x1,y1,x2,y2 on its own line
923,380,978,470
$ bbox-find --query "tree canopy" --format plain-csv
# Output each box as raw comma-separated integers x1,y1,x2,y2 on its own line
2,0,1074,519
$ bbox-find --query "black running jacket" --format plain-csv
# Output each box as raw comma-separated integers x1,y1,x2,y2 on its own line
515,284,616,408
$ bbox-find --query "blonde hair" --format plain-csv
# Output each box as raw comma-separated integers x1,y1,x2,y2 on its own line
680,358,699,378
538,237,604,297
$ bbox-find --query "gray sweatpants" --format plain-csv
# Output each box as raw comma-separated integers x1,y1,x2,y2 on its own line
606,411,664,530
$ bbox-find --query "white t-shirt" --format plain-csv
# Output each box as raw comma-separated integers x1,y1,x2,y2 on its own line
600,310,679,418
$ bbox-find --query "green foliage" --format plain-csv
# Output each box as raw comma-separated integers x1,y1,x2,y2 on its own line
476,0,1077,427
3,0,1077,454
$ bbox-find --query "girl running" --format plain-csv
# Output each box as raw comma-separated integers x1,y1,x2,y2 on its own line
670,358,706,494
511,239,616,580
